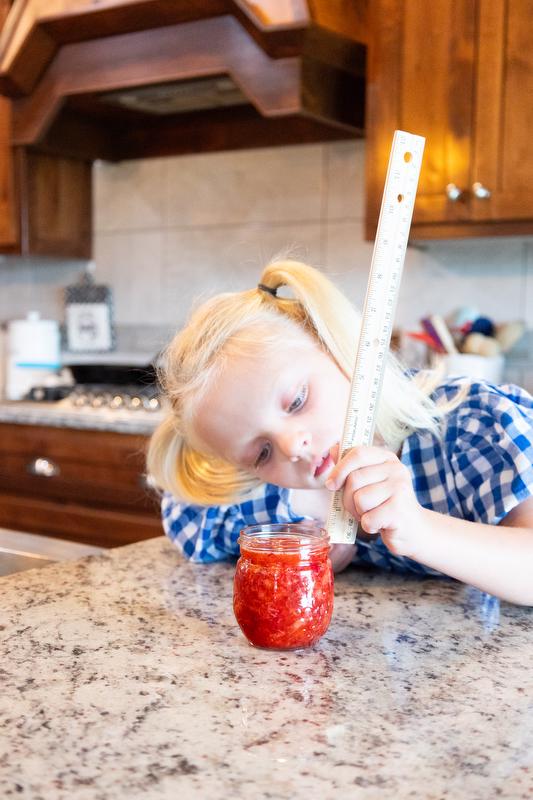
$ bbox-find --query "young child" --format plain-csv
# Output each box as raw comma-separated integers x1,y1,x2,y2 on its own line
147,260,533,605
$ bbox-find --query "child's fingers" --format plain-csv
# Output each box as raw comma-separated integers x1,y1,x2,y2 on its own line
343,480,392,520
343,463,392,493
326,446,398,492
360,496,400,535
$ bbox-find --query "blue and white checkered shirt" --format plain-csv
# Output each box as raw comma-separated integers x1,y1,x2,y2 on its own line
161,378,533,575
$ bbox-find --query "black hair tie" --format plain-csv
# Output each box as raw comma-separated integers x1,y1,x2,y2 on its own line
257,283,278,297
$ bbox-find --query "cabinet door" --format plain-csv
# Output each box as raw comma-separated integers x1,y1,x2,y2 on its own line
0,1,18,249
0,0,92,257
366,0,477,238
472,0,533,221
17,149,92,258
0,97,18,248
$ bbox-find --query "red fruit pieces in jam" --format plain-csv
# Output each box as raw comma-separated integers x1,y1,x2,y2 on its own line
233,541,334,650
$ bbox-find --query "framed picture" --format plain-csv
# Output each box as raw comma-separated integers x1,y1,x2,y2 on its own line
65,277,115,353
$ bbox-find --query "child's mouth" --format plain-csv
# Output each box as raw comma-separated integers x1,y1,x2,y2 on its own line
314,454,333,479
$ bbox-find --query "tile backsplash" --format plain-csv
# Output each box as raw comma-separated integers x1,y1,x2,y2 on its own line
1,140,533,386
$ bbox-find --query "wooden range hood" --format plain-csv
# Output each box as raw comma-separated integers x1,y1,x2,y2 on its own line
0,0,367,161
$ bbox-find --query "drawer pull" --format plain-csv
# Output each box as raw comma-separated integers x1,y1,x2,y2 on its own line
27,457,60,478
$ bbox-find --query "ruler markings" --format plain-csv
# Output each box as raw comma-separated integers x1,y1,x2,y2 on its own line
327,131,425,545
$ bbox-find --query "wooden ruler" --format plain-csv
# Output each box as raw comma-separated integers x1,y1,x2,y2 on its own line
327,130,425,544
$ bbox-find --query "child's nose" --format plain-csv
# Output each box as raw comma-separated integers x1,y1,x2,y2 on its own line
278,430,312,462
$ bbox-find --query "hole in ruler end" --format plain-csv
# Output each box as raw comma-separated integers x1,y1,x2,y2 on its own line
404,151,412,162
397,193,404,203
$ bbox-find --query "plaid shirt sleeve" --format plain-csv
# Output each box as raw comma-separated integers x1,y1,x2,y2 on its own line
449,382,533,524
161,484,306,563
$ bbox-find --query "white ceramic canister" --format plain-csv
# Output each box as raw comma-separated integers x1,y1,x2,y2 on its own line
6,312,61,400
432,352,505,384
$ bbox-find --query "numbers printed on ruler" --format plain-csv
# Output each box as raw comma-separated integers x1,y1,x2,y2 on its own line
326,131,425,545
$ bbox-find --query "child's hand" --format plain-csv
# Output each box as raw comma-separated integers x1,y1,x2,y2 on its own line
325,445,423,557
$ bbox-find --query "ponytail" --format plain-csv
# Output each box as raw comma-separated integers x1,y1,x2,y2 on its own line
257,260,359,376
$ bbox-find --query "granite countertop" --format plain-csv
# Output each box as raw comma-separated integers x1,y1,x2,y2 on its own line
0,400,163,435
1,537,532,799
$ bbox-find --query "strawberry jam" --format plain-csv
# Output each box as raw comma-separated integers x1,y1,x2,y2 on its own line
233,523,334,650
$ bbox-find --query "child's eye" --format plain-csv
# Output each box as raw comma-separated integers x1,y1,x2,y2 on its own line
288,384,308,413
254,442,272,469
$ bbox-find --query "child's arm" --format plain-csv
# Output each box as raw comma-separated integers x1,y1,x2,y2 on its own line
161,484,316,563
161,493,242,562
326,446,533,605
412,500,533,605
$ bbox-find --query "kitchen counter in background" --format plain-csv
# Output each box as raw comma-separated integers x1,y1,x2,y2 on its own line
1,537,531,799
0,400,164,435
0,527,103,576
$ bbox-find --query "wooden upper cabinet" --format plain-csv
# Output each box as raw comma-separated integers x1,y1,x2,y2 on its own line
366,0,533,240
0,0,91,257
0,97,18,248
0,1,18,249
15,149,92,257
473,0,533,223
0,116,92,259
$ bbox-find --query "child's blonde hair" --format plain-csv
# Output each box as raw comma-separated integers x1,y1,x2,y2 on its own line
148,260,448,504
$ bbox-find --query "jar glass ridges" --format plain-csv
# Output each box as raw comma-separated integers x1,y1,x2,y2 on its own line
233,523,334,650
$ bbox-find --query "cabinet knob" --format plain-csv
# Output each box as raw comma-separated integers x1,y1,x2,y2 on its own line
445,183,464,202
27,457,60,478
472,181,492,199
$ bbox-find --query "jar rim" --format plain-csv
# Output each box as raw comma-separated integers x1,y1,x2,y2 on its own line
238,523,329,553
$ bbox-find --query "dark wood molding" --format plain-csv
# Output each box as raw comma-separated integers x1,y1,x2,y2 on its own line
0,1,368,96
10,15,364,153
366,219,533,242
36,105,357,162
0,1,227,95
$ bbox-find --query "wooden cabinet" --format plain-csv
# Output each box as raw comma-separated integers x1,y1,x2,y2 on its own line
0,1,91,258
366,0,533,240
14,147,92,258
0,423,162,547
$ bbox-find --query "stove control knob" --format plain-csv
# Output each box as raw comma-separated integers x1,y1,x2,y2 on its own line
143,396,160,411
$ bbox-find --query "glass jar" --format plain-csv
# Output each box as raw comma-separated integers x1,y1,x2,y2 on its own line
233,523,334,650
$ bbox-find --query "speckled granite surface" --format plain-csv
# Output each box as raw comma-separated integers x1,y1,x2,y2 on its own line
1,536,531,799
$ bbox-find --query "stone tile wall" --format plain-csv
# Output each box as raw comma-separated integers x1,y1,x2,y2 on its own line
0,140,532,386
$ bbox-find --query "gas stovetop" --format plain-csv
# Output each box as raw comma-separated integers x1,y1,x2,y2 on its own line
65,383,160,412
5,360,166,431
27,382,161,413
